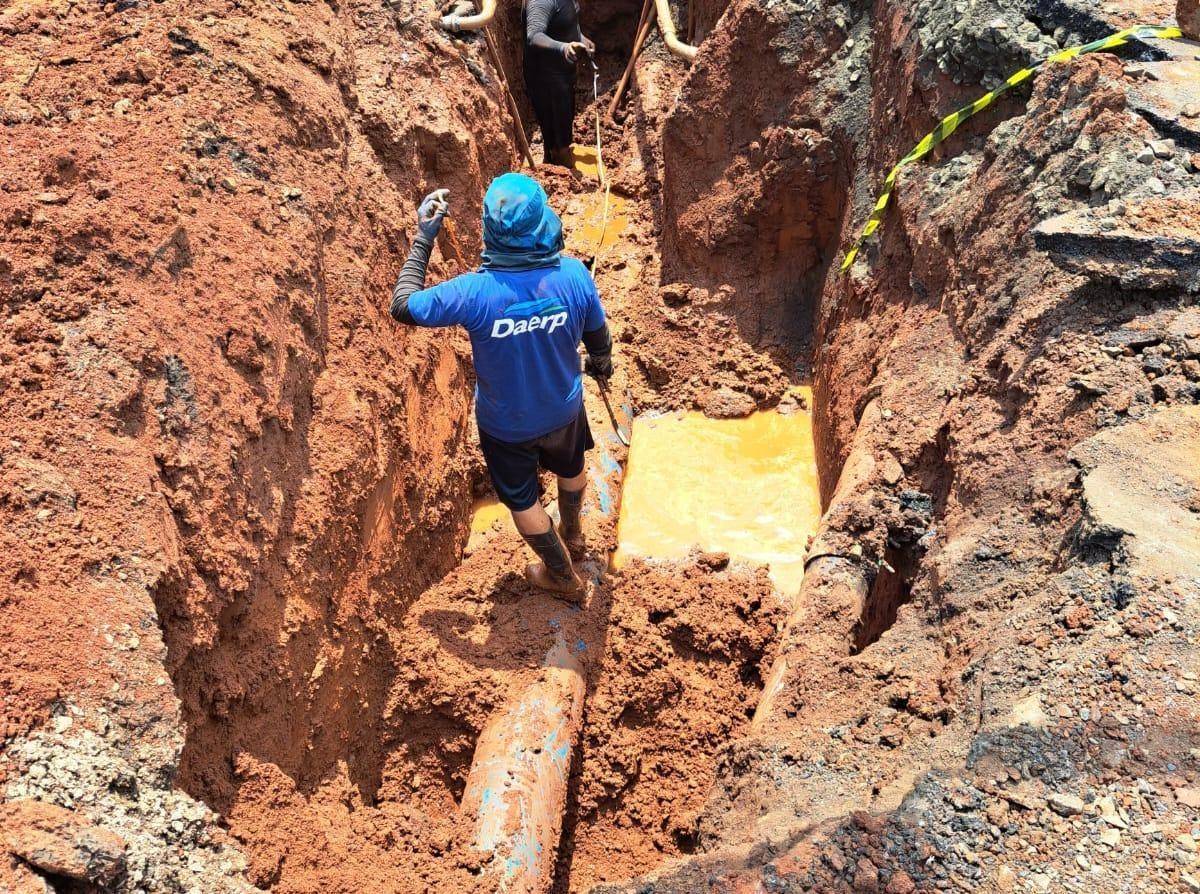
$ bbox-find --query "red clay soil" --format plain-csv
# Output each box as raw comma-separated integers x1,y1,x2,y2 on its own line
556,557,783,893
0,0,522,888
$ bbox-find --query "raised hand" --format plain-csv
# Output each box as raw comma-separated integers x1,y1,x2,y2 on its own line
417,188,449,239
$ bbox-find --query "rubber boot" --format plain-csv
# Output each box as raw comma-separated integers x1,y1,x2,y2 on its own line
547,145,574,169
558,485,586,560
521,525,584,600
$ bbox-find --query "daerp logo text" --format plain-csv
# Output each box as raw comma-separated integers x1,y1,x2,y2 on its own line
491,311,569,338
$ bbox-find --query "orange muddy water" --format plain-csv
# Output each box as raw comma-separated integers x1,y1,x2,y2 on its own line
615,391,822,595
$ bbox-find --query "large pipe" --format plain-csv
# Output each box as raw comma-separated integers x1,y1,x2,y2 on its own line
439,0,497,32
750,400,881,733
655,0,698,61
460,641,586,894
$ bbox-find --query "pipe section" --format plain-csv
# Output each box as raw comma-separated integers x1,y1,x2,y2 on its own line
461,642,585,894
655,0,698,61
439,0,497,32
750,400,881,733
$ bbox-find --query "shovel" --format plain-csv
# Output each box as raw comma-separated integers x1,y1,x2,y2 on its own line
594,376,631,447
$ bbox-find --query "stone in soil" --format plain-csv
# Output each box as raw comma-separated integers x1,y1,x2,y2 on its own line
0,799,126,885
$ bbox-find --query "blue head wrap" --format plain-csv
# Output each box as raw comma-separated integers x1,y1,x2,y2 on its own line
481,173,563,271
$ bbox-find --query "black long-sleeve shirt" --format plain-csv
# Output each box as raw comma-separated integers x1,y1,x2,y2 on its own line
524,0,582,58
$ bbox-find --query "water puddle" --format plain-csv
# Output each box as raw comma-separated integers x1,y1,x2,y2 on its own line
614,389,821,596
569,144,604,179
467,496,510,553
567,145,629,258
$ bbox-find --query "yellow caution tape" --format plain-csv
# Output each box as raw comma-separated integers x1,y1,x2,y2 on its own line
840,23,1182,273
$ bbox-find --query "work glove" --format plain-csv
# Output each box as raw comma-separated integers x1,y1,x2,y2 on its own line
585,351,613,380
417,188,449,240
561,41,589,63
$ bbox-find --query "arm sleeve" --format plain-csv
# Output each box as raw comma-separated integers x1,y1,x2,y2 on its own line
581,283,610,355
390,233,435,325
526,0,565,51
582,321,611,356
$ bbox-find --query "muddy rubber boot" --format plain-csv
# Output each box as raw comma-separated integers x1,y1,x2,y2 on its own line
520,526,584,600
558,485,586,560
548,146,576,170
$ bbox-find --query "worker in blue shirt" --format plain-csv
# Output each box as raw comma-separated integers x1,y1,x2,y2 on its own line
390,173,613,599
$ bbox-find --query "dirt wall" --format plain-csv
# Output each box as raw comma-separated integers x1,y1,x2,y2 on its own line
0,0,521,887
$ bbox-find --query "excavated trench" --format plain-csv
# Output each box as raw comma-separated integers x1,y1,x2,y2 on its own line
149,6,914,893
8,0,1200,890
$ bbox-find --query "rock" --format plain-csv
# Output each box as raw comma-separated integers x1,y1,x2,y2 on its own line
885,870,916,894
1185,104,1200,119
879,453,903,485
1179,833,1199,853
659,282,691,306
1149,139,1176,159
1184,872,1200,893
1048,792,1084,816
134,52,159,83
0,800,126,885
1136,146,1155,164
702,387,757,419
825,847,847,872
1176,787,1200,809
1100,828,1121,846
1033,196,1200,291
854,857,879,892
113,98,132,115
1179,0,1199,40
1010,694,1046,727
995,865,1017,890
35,192,65,205
1029,872,1052,892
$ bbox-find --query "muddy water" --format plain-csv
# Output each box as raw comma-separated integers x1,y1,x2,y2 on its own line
470,496,508,533
568,145,630,258
615,392,821,596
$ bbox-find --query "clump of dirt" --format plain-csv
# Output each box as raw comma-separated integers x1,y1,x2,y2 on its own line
558,557,784,892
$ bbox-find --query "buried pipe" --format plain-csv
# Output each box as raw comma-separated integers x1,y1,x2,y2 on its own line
461,640,586,894
439,0,497,32
655,0,698,61
750,400,882,733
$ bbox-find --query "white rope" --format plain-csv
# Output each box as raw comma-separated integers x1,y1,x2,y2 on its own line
588,54,613,275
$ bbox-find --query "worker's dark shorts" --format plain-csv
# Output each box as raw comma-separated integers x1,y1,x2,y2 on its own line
479,407,594,511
